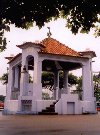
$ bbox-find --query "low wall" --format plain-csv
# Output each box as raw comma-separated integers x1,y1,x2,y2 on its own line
55,94,97,114
55,100,62,114
55,93,82,114
3,100,18,114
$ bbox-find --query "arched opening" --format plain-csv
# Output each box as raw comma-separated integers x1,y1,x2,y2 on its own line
26,55,34,84
23,55,34,96
11,63,21,100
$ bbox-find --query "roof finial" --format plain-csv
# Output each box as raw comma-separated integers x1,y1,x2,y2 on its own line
47,27,52,38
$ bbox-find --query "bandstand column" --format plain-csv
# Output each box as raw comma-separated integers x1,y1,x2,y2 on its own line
33,58,42,100
54,71,57,99
82,61,93,101
63,70,69,93
20,61,29,96
54,70,60,100
90,61,94,97
6,66,14,100
14,66,19,89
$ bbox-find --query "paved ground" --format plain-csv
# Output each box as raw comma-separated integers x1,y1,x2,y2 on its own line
0,111,100,135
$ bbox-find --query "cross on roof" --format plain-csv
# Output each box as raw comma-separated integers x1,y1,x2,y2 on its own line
47,27,52,37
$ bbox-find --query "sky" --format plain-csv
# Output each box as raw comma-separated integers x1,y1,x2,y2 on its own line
0,18,100,77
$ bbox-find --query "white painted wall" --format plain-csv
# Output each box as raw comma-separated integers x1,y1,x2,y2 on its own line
28,83,33,96
55,93,82,114
81,98,97,113
55,93,96,114
4,100,18,114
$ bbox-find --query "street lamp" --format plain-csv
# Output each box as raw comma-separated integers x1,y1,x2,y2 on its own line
6,67,9,95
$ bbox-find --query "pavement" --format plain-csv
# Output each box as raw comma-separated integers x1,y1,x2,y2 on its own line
0,111,100,135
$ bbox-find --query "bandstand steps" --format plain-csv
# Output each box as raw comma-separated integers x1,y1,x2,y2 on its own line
38,101,58,115
38,112,57,115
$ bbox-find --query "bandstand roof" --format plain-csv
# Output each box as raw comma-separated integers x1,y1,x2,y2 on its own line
16,37,80,57
40,38,80,57
7,37,96,64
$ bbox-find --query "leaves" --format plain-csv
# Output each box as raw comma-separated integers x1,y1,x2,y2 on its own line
42,71,78,89
0,0,100,51
0,73,8,85
0,0,100,30
0,20,10,52
93,74,100,101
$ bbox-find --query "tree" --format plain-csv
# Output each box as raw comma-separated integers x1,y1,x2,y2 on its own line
93,73,100,101
42,72,54,88
68,73,78,85
76,73,100,101
76,76,82,91
0,95,5,102
0,73,8,85
0,0,100,51
42,71,78,89
76,76,82,100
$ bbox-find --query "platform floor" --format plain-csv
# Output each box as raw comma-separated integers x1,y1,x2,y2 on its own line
0,111,100,135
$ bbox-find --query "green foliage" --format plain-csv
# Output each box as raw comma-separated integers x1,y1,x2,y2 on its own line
42,92,50,100
0,0,100,51
29,74,33,83
42,71,78,89
76,76,82,91
0,19,10,51
68,73,78,85
0,73,8,85
76,76,82,100
76,74,100,101
93,74,100,101
42,72,54,88
0,95,5,102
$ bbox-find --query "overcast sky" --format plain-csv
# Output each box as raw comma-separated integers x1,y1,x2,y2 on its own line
0,19,100,77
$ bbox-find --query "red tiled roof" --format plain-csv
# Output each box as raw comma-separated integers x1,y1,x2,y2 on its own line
17,38,80,57
7,38,83,64
40,38,80,57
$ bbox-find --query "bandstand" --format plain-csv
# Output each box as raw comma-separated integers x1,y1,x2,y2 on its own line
4,37,97,115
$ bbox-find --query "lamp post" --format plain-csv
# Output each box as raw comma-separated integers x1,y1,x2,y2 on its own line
6,67,9,95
